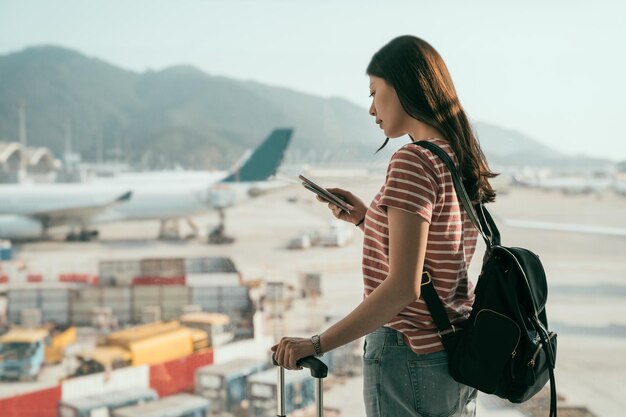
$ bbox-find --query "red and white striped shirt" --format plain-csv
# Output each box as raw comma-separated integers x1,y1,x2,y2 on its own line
362,137,478,354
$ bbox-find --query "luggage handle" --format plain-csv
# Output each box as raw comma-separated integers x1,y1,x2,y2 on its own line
272,353,328,378
272,353,328,417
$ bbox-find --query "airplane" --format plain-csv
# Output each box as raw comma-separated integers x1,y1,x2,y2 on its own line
0,129,293,241
502,218,626,238
511,172,619,196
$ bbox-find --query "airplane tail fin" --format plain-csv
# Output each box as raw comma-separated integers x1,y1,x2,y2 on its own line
220,129,293,183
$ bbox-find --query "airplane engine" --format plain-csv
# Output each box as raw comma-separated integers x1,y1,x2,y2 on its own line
0,215,44,240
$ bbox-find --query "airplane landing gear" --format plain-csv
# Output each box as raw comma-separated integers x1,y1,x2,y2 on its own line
208,209,235,245
158,218,199,240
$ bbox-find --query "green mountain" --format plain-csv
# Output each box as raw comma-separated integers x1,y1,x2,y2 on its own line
1,45,598,170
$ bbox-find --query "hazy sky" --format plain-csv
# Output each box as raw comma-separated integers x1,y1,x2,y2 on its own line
1,0,625,160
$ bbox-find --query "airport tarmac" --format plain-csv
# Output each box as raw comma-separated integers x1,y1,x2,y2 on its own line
8,176,626,417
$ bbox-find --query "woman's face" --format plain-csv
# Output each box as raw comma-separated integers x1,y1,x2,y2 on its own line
368,75,409,138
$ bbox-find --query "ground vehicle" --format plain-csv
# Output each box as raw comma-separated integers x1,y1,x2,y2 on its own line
58,387,159,417
0,327,48,380
179,312,233,348
112,393,210,417
195,358,268,416
0,324,77,379
247,367,316,417
74,321,209,376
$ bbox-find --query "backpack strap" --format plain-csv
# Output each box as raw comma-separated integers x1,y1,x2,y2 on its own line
413,140,497,247
420,272,461,348
412,141,497,338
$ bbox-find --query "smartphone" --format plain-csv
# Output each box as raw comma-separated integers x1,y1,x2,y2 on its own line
298,174,352,214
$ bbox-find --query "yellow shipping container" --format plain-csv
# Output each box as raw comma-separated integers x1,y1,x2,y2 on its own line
128,327,194,366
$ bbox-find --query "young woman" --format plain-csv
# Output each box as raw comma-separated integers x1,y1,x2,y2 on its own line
271,35,497,417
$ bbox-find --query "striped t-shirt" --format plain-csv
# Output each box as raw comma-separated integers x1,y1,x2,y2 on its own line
362,137,478,354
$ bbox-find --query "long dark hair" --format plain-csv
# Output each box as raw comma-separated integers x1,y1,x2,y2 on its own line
367,35,497,204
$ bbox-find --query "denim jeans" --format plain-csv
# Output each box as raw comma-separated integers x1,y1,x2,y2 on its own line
363,326,477,417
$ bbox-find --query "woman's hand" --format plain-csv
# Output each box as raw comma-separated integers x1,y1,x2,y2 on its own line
270,337,317,370
317,188,367,225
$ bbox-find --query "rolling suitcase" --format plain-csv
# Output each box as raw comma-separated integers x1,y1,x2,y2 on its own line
272,353,328,417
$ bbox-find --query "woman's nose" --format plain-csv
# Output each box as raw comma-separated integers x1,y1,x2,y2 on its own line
369,102,376,117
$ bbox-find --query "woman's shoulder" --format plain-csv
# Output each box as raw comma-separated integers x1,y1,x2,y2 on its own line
403,137,452,154
393,138,453,167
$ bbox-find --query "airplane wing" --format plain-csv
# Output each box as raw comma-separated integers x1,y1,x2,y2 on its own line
220,128,293,183
503,218,626,238
31,191,132,227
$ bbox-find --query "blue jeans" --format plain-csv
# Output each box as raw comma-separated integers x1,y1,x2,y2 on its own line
363,326,477,417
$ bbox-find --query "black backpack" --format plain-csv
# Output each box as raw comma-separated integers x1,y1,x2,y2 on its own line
414,141,558,417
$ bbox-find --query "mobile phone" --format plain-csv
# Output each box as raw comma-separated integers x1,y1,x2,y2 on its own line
298,174,352,214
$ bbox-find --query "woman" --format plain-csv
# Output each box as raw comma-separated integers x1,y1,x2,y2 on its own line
271,35,497,417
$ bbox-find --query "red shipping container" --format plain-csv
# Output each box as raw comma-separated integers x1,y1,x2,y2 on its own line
0,385,61,417
132,276,186,286
149,350,213,397
59,273,99,285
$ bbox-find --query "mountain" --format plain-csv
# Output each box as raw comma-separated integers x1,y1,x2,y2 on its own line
0,45,603,170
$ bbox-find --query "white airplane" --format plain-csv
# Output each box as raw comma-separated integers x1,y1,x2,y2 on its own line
503,219,626,238
0,129,293,241
511,173,618,195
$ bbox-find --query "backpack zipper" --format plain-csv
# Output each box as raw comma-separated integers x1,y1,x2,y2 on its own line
528,331,556,367
475,309,521,358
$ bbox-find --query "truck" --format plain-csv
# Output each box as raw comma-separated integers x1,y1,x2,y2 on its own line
0,324,76,380
0,327,48,380
73,321,210,376
195,357,269,416
58,387,159,417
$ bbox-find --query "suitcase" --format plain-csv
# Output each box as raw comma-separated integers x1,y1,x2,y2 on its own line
272,353,328,417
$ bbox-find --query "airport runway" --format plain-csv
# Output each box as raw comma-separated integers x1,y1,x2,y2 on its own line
10,177,626,417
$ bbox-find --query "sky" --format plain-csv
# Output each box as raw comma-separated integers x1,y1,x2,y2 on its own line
1,0,625,161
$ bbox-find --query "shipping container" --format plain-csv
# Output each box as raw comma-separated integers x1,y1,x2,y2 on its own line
140,258,185,278
149,350,213,397
0,260,27,283
112,393,210,417
8,286,73,325
99,260,141,286
195,358,269,415
71,287,133,326
102,287,133,323
0,385,61,417
190,286,252,313
184,257,241,287
184,257,237,274
61,363,151,402
57,387,158,417
131,276,185,286
180,312,233,348
186,272,239,287
247,367,316,417
132,286,189,322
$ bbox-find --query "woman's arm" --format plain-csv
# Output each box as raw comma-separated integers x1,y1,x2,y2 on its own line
319,206,430,352
271,206,430,369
